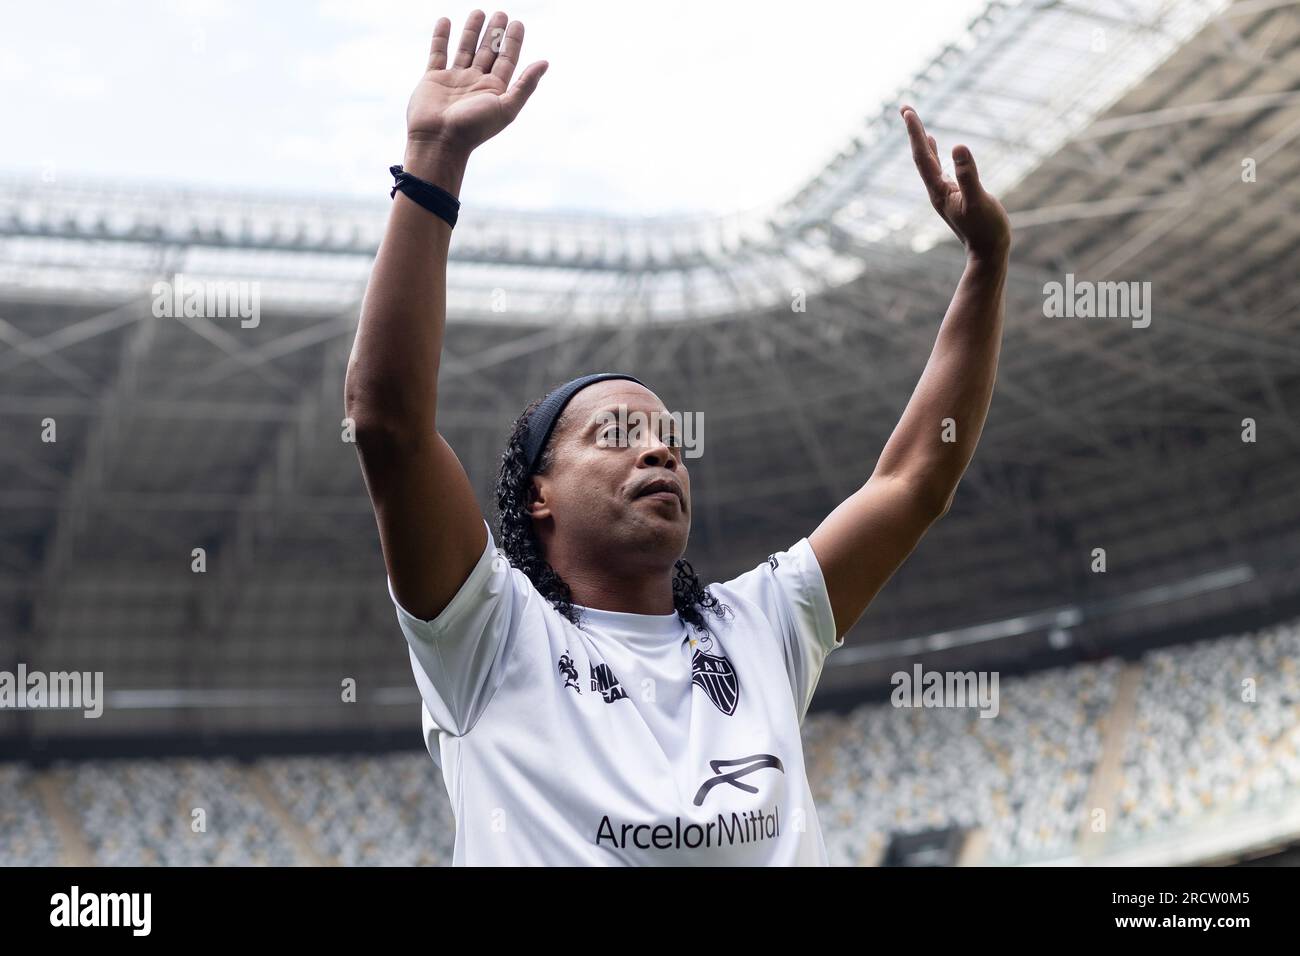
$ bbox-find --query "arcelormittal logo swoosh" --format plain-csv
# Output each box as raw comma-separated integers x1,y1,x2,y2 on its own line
692,754,784,806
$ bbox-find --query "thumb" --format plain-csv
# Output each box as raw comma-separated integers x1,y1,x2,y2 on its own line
501,60,548,120
952,145,983,199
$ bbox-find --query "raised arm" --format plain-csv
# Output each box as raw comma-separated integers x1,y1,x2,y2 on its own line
808,104,1011,642
344,11,547,620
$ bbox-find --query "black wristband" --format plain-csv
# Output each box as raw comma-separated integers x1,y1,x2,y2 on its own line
389,164,460,228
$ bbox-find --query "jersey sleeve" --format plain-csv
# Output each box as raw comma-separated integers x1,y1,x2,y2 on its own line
714,538,842,723
386,519,523,738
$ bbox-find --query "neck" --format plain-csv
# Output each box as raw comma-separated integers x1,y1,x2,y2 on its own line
541,538,678,615
556,562,677,615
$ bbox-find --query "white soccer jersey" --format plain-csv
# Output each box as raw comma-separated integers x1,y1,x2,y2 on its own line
387,520,843,865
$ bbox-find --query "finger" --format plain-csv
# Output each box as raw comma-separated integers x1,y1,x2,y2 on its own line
453,9,487,69
926,134,938,160
491,19,524,85
952,144,984,200
472,10,510,73
900,105,945,200
427,17,451,72
500,59,547,120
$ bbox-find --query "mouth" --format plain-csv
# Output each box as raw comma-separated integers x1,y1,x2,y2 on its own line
632,478,685,509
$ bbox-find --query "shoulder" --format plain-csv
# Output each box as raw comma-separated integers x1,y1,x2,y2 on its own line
708,538,825,610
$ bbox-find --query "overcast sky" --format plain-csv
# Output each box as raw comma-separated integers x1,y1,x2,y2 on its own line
2,0,991,216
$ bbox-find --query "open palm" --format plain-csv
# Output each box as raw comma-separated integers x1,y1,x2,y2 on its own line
901,105,1010,260
407,11,547,153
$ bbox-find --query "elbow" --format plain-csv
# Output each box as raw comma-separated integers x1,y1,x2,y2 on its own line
874,470,957,520
342,372,377,429
919,477,957,519
343,372,434,456
935,490,955,519
911,478,956,521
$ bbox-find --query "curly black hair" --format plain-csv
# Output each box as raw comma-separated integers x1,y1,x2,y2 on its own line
493,389,728,633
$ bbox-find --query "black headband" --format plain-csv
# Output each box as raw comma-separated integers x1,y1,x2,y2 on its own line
521,372,646,474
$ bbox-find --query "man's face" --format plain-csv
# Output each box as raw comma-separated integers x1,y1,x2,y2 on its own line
529,381,691,568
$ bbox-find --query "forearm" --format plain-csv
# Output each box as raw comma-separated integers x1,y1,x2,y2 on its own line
872,249,1009,508
344,140,469,432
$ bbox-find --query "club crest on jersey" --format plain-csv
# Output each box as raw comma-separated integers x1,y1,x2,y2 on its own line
558,652,581,693
692,648,739,716
590,662,628,703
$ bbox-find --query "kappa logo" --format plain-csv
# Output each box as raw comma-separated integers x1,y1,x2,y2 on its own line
692,647,739,716
590,662,628,703
558,652,581,694
768,554,779,571
693,754,785,806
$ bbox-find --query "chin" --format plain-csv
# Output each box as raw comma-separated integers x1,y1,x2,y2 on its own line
625,513,690,558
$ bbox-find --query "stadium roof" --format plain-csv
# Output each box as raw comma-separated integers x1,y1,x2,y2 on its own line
2,0,1298,740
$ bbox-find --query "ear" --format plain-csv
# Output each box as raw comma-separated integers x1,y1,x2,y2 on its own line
526,475,551,521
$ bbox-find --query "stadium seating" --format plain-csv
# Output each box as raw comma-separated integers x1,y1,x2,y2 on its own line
809,659,1122,864
0,764,64,866
61,759,299,866
1113,623,1300,839
3,619,1299,866
262,754,455,866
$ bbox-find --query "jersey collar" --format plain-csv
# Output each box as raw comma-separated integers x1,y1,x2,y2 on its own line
573,604,686,642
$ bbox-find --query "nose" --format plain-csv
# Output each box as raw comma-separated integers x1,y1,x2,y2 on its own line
635,431,678,471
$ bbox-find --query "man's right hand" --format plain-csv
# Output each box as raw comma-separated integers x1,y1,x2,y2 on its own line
406,10,547,162
349,10,544,623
